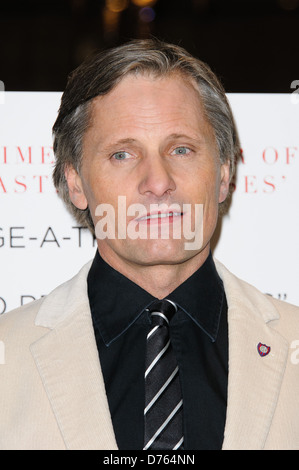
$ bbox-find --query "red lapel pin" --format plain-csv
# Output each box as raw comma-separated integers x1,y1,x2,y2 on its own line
257,342,271,357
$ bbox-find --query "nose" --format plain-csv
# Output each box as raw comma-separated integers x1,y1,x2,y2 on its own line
138,155,176,199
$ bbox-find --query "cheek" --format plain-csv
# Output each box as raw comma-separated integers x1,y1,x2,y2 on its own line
189,166,221,205
81,171,131,217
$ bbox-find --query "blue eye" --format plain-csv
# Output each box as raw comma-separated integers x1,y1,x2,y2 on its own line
112,151,130,160
173,147,190,156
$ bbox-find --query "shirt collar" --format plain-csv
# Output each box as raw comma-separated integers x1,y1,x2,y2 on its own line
166,253,225,342
87,251,155,346
88,250,224,346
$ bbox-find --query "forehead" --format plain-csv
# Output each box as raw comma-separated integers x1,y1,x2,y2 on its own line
85,72,214,144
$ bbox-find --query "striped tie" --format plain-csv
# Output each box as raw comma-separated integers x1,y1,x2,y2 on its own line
143,299,184,450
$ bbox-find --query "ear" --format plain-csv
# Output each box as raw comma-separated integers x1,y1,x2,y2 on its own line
64,165,88,210
218,160,231,204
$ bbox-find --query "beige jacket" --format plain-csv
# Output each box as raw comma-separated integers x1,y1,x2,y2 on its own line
0,259,299,450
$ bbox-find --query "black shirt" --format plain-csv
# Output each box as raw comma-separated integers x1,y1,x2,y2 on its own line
87,250,228,450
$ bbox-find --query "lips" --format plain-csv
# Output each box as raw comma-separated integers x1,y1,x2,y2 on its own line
137,211,183,222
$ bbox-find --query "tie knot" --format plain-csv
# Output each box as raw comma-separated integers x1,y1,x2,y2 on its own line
148,299,177,325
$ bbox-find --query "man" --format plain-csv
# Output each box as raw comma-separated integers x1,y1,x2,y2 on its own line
0,39,298,450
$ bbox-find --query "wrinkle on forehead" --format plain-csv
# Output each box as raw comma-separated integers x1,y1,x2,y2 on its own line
85,72,216,150
89,71,205,122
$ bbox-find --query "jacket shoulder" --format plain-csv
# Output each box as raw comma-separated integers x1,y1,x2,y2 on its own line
266,294,299,315
266,295,299,338
214,258,299,339
0,259,93,341
0,298,47,344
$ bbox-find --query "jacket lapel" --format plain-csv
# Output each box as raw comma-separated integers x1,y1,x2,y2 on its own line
215,261,289,450
30,262,118,450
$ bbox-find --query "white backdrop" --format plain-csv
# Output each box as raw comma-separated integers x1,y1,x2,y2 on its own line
0,92,298,314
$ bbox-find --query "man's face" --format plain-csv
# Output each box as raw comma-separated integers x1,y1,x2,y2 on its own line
66,73,230,269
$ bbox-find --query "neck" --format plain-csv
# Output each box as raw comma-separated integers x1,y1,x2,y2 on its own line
97,244,210,299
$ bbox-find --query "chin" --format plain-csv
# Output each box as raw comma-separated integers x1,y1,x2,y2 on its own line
126,239,198,266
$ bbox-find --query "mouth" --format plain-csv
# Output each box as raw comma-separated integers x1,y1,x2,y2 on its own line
136,211,184,224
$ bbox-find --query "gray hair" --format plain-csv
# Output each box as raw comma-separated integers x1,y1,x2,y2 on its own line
52,38,240,233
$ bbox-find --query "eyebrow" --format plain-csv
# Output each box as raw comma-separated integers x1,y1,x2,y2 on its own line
99,133,204,154
100,138,139,153
164,133,203,144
